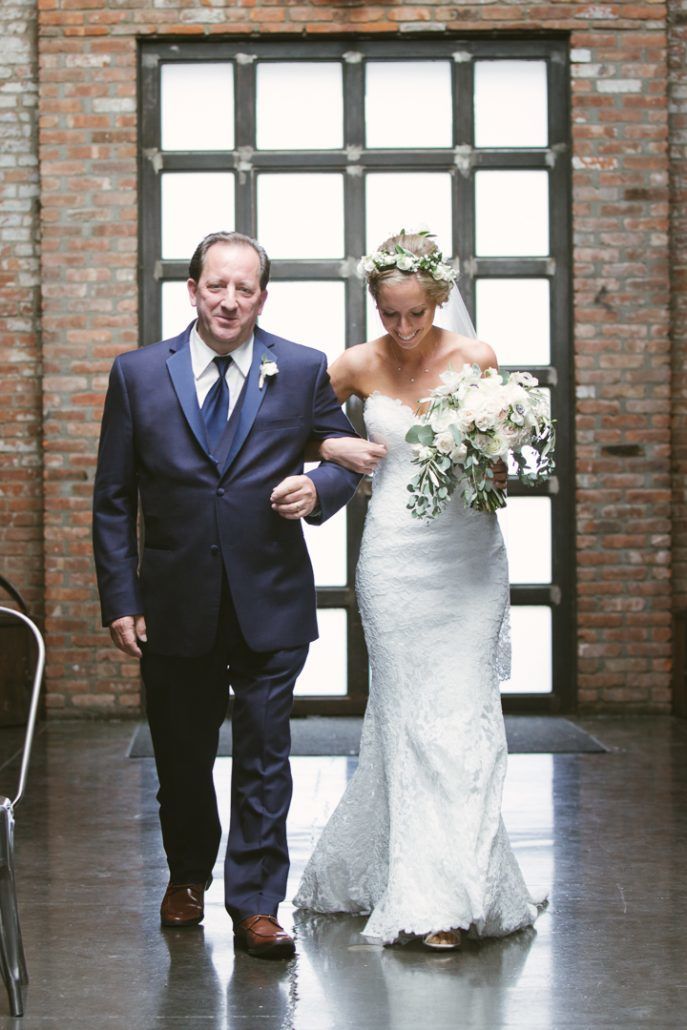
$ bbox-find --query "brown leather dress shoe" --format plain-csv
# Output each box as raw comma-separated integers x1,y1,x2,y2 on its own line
160,882,206,927
233,915,295,959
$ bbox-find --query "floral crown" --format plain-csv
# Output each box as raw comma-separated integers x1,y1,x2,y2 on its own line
358,230,459,286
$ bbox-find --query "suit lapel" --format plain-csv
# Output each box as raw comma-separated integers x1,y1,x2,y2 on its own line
166,328,209,456
220,333,274,476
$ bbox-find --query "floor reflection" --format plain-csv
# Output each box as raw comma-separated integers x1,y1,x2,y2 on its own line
291,911,536,1030
2,718,686,1028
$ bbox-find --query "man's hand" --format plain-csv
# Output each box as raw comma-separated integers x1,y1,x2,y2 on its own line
110,614,147,658
492,459,508,490
271,475,318,520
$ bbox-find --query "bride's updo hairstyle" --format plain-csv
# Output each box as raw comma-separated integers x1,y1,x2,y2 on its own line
361,231,456,307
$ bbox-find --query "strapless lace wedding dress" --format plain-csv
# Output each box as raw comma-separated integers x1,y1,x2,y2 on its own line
294,393,541,943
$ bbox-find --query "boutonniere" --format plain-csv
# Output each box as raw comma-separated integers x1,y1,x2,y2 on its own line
259,354,279,390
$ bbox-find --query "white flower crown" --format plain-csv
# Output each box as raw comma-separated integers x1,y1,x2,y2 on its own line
358,232,459,286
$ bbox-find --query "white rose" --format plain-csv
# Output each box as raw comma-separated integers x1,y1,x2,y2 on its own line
500,424,521,447
435,431,455,454
378,252,396,267
456,407,476,433
474,405,499,432
472,433,504,458
414,445,434,462
396,254,415,271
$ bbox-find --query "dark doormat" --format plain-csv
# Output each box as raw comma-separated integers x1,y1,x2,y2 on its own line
128,715,608,758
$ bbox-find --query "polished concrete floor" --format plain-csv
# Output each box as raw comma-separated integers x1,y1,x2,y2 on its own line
0,716,685,1028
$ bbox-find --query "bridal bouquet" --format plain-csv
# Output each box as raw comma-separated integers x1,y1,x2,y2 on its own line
405,364,556,518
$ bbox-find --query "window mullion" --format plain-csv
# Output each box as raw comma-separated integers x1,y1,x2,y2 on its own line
140,51,162,344
454,55,475,318
234,56,256,236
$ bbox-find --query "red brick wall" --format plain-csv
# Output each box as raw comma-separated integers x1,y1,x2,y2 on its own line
571,26,672,710
1,0,675,713
38,31,139,711
669,6,687,611
0,0,43,618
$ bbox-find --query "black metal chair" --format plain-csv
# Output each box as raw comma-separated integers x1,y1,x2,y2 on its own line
0,606,45,1017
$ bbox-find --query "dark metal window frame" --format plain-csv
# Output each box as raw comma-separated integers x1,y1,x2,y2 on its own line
139,36,575,715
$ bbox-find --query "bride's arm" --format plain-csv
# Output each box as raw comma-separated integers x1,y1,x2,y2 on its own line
318,436,387,474
304,349,388,473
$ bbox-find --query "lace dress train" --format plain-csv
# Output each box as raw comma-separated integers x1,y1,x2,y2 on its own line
294,393,541,944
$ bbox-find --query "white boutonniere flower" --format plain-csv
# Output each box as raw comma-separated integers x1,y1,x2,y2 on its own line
259,355,279,390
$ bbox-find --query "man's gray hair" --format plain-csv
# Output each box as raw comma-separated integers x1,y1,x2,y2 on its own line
188,231,270,289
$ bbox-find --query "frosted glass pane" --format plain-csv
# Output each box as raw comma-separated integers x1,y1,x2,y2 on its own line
258,175,344,258
366,62,452,148
161,281,194,340
295,609,347,696
161,173,235,260
476,279,550,366
474,61,548,149
257,63,343,150
365,174,452,256
501,606,552,694
161,63,234,151
475,171,549,257
303,507,347,587
260,281,345,364
497,497,552,584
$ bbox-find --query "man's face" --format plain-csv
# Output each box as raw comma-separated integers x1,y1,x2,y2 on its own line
187,242,267,353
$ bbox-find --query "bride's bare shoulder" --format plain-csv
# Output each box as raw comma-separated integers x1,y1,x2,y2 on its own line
443,332,499,372
331,339,386,377
328,340,386,401
335,338,378,364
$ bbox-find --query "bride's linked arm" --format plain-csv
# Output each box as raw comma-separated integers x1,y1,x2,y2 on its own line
304,349,388,475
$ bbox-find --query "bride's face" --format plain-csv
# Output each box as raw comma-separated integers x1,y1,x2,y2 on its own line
376,278,436,352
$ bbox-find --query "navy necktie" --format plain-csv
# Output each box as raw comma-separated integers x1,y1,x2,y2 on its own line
201,355,231,454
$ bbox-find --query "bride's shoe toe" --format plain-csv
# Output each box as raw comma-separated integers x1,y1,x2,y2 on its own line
422,929,462,950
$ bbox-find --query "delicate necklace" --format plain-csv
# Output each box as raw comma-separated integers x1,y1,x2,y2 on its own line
389,332,437,384
395,363,430,384
391,346,432,384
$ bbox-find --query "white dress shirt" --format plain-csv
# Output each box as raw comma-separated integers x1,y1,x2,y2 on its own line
189,323,254,420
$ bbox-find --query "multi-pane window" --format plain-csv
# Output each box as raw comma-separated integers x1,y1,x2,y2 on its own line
140,38,573,713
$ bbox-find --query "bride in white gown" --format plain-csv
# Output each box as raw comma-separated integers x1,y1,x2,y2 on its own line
294,231,543,949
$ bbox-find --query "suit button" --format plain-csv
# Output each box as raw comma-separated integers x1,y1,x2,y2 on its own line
210,544,219,556
216,487,225,497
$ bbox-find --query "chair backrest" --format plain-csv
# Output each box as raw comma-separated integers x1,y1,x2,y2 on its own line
0,576,31,728
0,608,45,808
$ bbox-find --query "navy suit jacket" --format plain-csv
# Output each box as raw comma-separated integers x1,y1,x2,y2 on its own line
92,323,361,655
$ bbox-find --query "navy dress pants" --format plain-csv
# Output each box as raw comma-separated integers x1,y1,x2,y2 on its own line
141,581,308,923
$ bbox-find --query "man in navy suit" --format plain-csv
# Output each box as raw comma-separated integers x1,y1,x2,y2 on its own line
93,231,360,959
